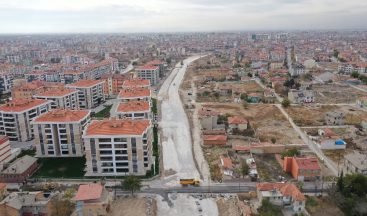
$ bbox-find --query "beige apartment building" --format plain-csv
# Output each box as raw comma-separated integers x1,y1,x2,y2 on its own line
67,80,105,109
83,119,153,176
0,99,51,141
31,109,91,157
34,87,79,110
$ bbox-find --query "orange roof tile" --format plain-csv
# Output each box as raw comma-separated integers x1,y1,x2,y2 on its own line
257,182,305,201
0,99,50,113
228,116,248,125
294,157,321,170
67,80,104,88
35,88,78,98
74,184,103,201
118,87,151,99
117,101,150,113
123,79,150,88
220,156,233,169
33,109,90,123
84,119,150,136
0,183,6,190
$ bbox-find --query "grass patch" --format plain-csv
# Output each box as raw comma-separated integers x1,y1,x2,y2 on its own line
92,105,112,118
33,157,86,178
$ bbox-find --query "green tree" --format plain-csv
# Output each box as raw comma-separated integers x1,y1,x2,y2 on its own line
337,170,344,193
247,72,253,77
258,199,283,216
240,160,249,178
281,99,290,108
351,71,360,79
271,138,276,144
50,196,75,216
281,148,300,159
122,175,142,196
333,49,339,58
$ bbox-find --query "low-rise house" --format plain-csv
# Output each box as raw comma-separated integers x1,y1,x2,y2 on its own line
325,111,344,125
116,100,151,120
283,157,321,181
220,155,234,176
198,109,220,131
0,191,58,216
203,135,227,146
264,88,275,98
73,183,112,216
344,151,367,175
228,116,248,132
247,93,261,103
31,109,91,157
288,89,314,104
256,182,305,213
0,155,38,183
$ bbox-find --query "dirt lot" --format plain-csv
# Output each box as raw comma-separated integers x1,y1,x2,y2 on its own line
253,154,291,182
306,196,344,216
203,103,303,144
109,196,156,216
286,105,367,126
216,198,242,216
313,83,367,104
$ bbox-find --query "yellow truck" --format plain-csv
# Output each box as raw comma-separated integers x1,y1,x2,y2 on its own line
179,178,200,186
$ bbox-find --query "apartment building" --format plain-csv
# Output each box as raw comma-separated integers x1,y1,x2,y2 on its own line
33,87,79,110
31,109,91,157
67,80,105,109
0,99,51,141
118,87,151,102
11,80,64,100
136,65,159,85
116,100,151,119
83,119,153,176
0,73,13,93
101,73,127,96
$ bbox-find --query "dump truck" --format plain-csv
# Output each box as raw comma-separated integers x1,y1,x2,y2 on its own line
179,178,200,186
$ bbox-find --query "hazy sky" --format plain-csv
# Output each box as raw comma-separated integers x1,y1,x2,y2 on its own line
0,0,366,33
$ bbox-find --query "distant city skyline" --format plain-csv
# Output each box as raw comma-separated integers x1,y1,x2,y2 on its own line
0,0,366,33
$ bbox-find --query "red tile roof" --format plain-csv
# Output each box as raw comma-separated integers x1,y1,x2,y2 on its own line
0,183,6,190
117,101,150,113
123,79,150,88
67,80,104,88
257,182,305,201
228,116,248,125
220,156,233,169
85,119,150,136
294,157,321,170
74,184,103,201
33,109,90,123
35,88,78,98
118,87,151,99
0,99,49,113
203,135,227,145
